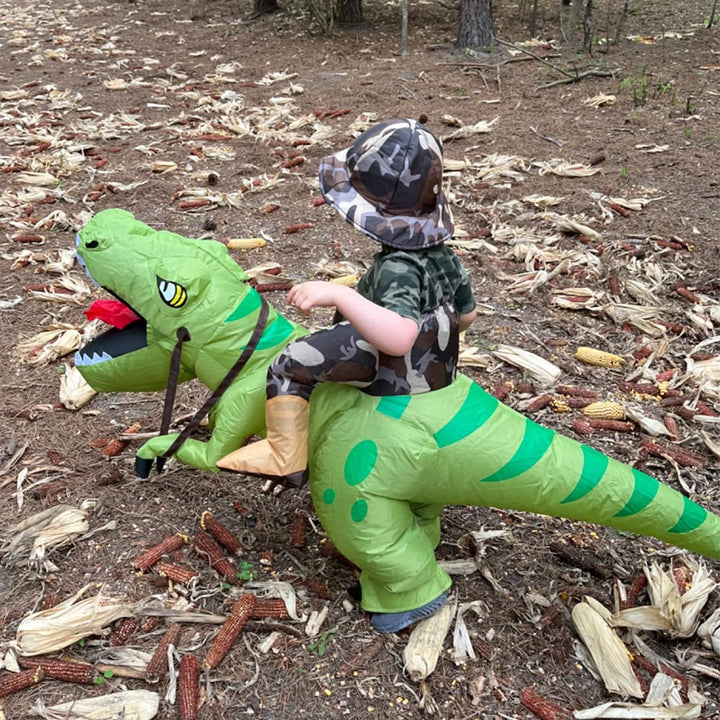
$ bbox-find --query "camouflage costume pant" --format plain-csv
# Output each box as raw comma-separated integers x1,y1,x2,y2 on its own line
266,302,460,400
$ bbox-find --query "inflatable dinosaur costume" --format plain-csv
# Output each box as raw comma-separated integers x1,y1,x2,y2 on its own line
75,209,720,617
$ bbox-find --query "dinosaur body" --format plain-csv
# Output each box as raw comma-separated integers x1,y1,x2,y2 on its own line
75,209,720,615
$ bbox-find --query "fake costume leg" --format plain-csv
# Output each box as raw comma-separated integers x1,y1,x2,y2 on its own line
217,395,310,487
308,375,720,620
217,323,379,481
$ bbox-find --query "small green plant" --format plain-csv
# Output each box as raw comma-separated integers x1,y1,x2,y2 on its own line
94,670,114,685
236,561,257,582
684,127,693,139
619,166,629,179
308,629,338,656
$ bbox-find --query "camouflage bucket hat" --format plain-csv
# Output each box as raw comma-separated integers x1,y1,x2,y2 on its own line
318,118,454,250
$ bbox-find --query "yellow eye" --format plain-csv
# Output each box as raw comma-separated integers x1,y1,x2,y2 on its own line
157,277,187,308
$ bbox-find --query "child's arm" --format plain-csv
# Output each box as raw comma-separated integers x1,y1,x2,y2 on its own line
287,281,419,356
459,308,477,332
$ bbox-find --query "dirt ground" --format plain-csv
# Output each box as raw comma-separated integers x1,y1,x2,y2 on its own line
1,0,720,718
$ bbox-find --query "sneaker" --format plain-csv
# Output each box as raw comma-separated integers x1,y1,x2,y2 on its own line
370,591,448,634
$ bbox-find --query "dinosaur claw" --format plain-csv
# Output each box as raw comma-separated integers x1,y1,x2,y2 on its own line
156,457,166,474
135,456,153,479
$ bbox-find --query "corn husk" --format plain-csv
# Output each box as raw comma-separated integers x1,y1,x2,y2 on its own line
440,117,499,142
30,690,159,720
534,159,599,177
16,326,83,365
540,212,602,241
551,287,605,311
59,364,97,409
492,344,562,386
2,504,89,566
571,597,643,698
26,275,91,304
644,560,717,637
697,607,720,655
16,171,60,187
14,585,135,656
583,93,617,108
575,673,702,718
603,303,667,337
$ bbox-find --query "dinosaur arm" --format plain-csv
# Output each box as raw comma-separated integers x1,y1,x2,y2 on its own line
136,380,268,475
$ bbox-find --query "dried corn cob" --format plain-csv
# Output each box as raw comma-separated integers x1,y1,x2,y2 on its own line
520,686,571,720
203,594,257,670
571,419,595,436
587,418,635,433
618,380,659,396
0,667,44,697
556,384,599,399
639,441,708,469
676,407,697,422
664,415,680,438
139,617,159,633
109,617,138,646
251,599,290,619
201,512,242,555
403,602,453,682
582,402,625,420
526,394,553,413
226,238,265,250
694,400,718,417
514,380,536,395
133,533,188,573
17,657,97,684
563,396,595,409
145,623,182,683
550,398,571,413
193,531,239,584
178,655,200,720
154,562,199,586
330,274,359,286
302,579,335,600
574,346,626,368
290,513,308,547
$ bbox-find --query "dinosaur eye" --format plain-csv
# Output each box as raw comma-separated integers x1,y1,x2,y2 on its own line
85,240,99,248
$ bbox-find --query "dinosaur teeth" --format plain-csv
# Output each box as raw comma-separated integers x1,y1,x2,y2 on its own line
74,350,114,366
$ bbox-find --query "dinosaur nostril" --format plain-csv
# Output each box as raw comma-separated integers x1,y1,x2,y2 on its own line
85,240,99,248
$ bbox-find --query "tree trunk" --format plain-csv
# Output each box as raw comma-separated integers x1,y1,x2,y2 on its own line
252,0,279,16
337,0,363,26
456,0,494,49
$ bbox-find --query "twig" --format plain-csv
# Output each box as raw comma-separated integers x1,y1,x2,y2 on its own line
538,69,618,89
494,37,574,78
530,126,566,147
438,53,561,70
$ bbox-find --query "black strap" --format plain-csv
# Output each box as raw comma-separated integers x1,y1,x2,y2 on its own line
160,297,270,460
159,327,191,438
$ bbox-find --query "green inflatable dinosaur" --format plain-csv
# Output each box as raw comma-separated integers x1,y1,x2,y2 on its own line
75,209,720,616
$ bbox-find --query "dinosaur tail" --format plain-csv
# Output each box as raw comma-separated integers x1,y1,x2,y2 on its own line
412,375,720,558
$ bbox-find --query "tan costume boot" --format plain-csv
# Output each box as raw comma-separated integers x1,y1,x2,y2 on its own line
217,395,309,487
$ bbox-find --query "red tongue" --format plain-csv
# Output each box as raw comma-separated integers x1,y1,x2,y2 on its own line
84,299,140,329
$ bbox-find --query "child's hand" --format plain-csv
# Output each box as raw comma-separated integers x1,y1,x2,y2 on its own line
287,281,345,314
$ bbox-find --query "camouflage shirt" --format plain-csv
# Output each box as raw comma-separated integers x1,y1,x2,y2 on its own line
356,243,476,324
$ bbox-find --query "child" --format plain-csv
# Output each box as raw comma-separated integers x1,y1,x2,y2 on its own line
218,116,477,504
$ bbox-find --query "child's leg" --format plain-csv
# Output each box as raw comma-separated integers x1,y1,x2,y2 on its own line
266,321,380,400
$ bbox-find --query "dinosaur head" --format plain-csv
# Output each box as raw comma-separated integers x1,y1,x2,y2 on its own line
74,208,256,393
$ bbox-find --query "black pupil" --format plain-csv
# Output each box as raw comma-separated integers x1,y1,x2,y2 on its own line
86,240,99,248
